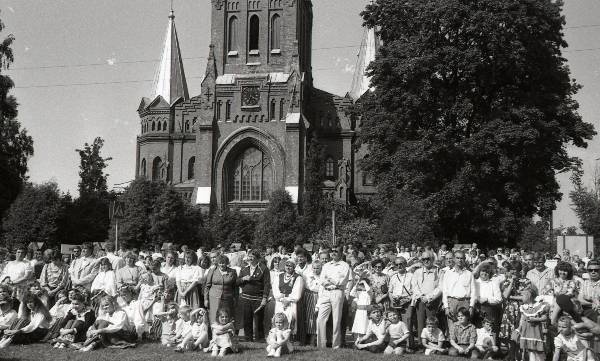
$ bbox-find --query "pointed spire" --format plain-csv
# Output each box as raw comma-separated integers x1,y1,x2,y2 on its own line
348,27,378,101
151,6,189,106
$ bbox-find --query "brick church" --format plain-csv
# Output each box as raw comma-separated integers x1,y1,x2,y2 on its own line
135,0,377,212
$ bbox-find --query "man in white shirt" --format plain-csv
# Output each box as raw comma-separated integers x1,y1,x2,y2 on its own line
0,245,33,298
317,246,352,349
411,251,442,340
69,243,99,291
104,242,124,271
442,251,475,330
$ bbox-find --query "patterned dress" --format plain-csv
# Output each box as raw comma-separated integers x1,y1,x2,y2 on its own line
368,272,390,309
518,301,549,352
499,277,529,343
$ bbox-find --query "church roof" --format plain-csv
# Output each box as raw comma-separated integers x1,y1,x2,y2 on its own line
348,27,378,101
150,9,189,106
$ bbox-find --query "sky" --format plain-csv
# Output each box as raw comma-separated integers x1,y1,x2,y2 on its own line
1,0,599,230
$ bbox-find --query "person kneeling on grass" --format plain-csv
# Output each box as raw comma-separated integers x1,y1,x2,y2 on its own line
266,312,293,357
0,292,51,348
448,307,477,357
473,317,500,359
384,308,411,355
354,306,388,353
421,316,447,355
77,295,137,351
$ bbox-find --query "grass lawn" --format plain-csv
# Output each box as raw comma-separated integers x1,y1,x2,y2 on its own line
0,342,453,361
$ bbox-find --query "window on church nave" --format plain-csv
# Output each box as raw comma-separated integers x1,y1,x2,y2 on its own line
249,15,260,53
188,157,195,180
229,147,272,202
326,157,336,179
140,158,146,178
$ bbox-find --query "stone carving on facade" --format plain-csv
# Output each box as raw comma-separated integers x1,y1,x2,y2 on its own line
213,0,225,10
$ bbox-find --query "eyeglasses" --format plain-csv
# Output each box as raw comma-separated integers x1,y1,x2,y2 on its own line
588,268,600,273
421,258,432,261
395,263,406,267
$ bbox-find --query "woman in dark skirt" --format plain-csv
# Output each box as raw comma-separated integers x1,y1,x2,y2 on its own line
303,260,322,346
264,256,281,335
0,292,51,348
204,255,237,325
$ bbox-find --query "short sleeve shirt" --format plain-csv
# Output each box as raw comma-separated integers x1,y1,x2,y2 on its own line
387,321,409,341
450,323,477,345
421,327,445,344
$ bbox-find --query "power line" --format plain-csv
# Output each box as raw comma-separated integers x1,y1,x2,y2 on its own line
6,45,362,72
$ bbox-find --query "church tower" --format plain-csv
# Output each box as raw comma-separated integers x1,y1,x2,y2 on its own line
186,0,315,212
136,8,196,201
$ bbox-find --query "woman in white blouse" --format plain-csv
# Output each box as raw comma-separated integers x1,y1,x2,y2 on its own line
474,263,503,334
0,292,51,348
272,259,304,335
176,251,204,309
90,258,118,306
79,295,136,351
161,251,179,291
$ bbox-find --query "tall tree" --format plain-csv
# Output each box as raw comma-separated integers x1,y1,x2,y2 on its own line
150,187,204,245
301,136,327,234
359,0,596,244
76,137,112,198
254,189,300,247
2,182,64,248
208,208,257,249
570,164,600,237
0,13,34,221
117,179,165,249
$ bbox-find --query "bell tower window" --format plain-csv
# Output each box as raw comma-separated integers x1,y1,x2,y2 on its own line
249,15,260,54
228,16,239,55
270,14,281,53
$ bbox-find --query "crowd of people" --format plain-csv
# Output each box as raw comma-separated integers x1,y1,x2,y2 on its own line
0,241,599,360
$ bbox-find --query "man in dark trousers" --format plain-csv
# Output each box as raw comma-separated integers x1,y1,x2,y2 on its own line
237,249,270,341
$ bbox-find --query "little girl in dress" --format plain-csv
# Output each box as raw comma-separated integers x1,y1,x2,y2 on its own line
350,278,372,338
266,312,293,357
518,289,549,361
207,308,237,357
175,308,209,352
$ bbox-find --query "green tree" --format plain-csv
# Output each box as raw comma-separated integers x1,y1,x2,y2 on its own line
76,137,112,198
517,220,554,253
208,208,257,249
150,187,206,245
0,15,34,222
570,170,600,237
117,179,166,249
2,182,64,248
359,0,596,244
301,136,327,234
377,193,436,246
254,189,300,247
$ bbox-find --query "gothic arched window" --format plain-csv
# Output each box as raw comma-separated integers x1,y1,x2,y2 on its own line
229,147,272,202
188,156,195,180
152,121,156,131
140,158,146,178
326,157,335,179
163,121,167,132
152,157,162,181
228,16,238,53
270,14,281,51
185,120,190,132
249,15,260,52
270,99,276,120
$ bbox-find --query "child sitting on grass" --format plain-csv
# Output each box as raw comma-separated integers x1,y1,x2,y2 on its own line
354,306,388,353
448,307,477,357
421,316,447,355
473,317,499,359
207,308,237,357
175,308,209,352
553,316,593,361
266,312,293,357
384,308,410,355
155,302,180,346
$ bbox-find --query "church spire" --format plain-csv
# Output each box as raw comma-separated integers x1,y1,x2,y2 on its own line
348,26,378,101
151,6,189,105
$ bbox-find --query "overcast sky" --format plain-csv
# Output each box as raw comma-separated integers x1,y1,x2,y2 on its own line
1,0,599,230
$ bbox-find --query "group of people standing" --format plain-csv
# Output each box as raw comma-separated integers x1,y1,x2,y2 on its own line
0,241,599,360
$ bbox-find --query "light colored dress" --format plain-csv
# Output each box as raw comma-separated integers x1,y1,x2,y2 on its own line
272,272,304,334
350,283,372,334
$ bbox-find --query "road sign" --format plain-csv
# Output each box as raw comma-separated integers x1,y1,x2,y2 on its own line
111,201,125,220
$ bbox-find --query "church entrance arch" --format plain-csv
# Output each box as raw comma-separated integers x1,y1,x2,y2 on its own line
214,127,286,210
